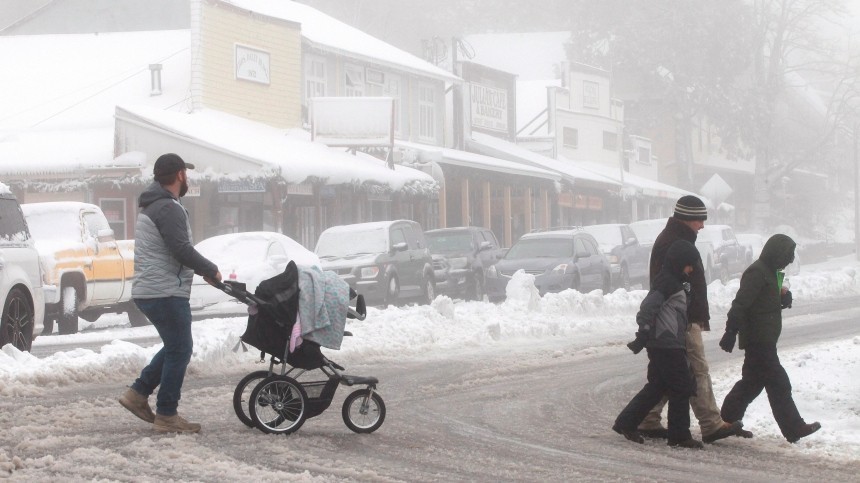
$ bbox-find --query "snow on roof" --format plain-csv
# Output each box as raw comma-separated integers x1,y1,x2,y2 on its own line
558,155,701,201
0,128,142,176
321,220,405,234
20,201,98,215
516,79,561,136
0,30,191,131
117,105,435,191
468,132,619,188
394,140,559,181
464,32,571,80
223,0,459,83
0,182,10,194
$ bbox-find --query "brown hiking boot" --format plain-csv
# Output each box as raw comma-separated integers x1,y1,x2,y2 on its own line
153,414,201,434
703,421,743,443
119,387,155,423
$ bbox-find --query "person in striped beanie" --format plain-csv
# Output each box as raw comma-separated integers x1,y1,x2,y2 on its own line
636,195,749,443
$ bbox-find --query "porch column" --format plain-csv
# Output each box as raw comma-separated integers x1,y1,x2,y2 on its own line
524,186,533,234
461,177,470,226
540,187,549,230
482,180,491,230
438,184,447,228
504,185,512,247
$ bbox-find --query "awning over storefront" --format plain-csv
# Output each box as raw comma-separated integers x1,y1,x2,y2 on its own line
394,140,560,183
562,157,703,202
114,105,437,194
467,132,620,190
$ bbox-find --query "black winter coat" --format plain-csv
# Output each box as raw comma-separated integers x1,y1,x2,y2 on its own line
650,217,710,330
726,234,796,349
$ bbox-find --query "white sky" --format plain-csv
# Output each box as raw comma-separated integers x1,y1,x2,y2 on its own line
1,254,858,476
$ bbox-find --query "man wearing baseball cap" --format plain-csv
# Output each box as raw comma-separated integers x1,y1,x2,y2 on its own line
119,153,221,433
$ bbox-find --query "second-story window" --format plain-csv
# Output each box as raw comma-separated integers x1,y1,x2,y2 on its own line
637,147,651,165
563,127,579,148
603,131,618,151
419,83,436,142
583,80,599,109
345,64,364,97
304,55,326,101
367,70,402,134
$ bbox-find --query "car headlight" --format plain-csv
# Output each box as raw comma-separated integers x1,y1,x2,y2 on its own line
551,263,569,275
487,265,498,278
448,257,469,269
360,266,380,279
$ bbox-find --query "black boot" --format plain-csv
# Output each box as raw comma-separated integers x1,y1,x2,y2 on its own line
787,422,821,443
668,438,704,449
612,424,644,444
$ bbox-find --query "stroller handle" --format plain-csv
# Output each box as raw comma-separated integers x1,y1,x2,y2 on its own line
215,280,367,321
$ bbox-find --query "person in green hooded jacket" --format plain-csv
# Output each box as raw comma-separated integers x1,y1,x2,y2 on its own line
718,234,821,443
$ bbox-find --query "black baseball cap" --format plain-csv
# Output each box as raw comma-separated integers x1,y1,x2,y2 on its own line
153,153,195,177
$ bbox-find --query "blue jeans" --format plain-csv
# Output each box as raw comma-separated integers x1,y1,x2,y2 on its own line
130,297,193,417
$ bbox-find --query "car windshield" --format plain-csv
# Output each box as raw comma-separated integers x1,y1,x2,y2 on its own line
425,232,472,253
23,211,83,241
629,221,665,245
316,228,388,257
583,225,622,245
698,228,723,244
505,238,573,259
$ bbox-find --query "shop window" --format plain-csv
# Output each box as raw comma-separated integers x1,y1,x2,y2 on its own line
563,127,579,148
99,198,126,239
344,64,364,97
304,55,326,101
602,131,618,151
419,83,436,142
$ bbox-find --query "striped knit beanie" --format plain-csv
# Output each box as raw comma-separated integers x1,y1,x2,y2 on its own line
673,195,707,221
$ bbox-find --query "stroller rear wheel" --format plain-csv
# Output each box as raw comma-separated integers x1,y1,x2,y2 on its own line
342,389,386,434
249,375,308,434
233,370,269,428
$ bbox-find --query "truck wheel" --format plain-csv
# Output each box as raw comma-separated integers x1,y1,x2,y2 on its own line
0,287,35,351
422,276,436,305
58,285,79,335
127,303,150,327
383,276,399,307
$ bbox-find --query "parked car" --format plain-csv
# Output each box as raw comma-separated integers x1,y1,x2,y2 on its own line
0,188,45,351
424,226,505,300
737,233,801,275
190,231,320,316
582,224,650,290
22,202,141,334
315,220,435,307
485,229,611,301
697,225,751,284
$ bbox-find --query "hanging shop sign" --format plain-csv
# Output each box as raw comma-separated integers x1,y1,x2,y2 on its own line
574,194,588,209
588,196,603,211
218,179,266,193
235,44,271,85
558,192,574,207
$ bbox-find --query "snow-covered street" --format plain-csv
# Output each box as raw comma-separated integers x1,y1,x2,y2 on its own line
1,257,858,480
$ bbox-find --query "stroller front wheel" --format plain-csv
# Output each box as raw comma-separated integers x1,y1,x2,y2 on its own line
342,389,386,434
249,375,308,434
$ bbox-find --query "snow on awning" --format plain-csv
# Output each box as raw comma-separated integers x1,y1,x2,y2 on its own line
114,105,436,194
561,156,701,202
467,132,619,189
394,140,560,183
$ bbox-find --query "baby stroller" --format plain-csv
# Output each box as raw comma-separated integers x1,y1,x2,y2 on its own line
217,261,385,435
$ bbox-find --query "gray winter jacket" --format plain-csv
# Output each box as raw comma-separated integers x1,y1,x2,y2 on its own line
636,289,689,350
132,181,218,299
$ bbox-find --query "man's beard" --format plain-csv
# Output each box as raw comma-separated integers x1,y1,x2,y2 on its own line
179,179,188,197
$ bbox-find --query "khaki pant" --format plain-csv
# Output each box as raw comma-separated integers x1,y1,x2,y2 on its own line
638,322,725,436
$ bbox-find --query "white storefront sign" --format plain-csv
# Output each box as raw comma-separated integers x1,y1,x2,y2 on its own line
470,83,508,133
235,44,270,85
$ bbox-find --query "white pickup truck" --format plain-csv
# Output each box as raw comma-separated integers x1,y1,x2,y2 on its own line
22,202,146,334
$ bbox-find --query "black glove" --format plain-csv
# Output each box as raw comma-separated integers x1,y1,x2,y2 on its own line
626,328,649,354
719,330,737,353
781,290,792,309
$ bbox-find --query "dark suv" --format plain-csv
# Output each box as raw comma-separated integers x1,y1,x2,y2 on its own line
424,226,505,300
0,189,45,351
315,220,436,306
485,229,611,301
